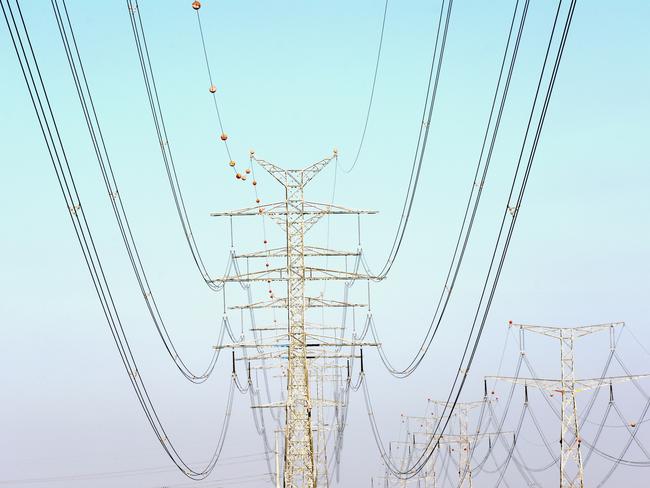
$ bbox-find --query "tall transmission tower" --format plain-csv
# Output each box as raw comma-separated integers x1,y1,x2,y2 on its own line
487,321,649,488
212,152,379,487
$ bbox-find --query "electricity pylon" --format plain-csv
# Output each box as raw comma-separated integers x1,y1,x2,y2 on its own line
487,321,649,488
376,404,509,488
405,415,439,488
427,400,485,488
212,152,379,487
424,401,508,488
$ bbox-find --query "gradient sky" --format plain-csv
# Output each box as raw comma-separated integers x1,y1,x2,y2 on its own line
1,1,649,487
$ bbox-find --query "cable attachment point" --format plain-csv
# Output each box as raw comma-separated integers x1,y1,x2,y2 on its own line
507,205,519,217
109,191,119,201
69,203,81,215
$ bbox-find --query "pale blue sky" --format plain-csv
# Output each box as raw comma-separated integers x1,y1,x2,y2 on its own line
1,1,649,487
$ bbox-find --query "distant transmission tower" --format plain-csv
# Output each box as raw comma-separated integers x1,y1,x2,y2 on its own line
378,409,508,488
428,400,484,488
488,321,649,488
212,152,379,487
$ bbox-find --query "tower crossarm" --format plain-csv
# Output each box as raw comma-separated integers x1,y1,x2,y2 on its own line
252,152,337,187
235,245,360,259
211,201,377,218
251,322,345,332
420,431,512,441
301,154,337,185
509,321,623,339
216,265,381,283
228,296,367,310
214,338,379,350
486,374,650,393
251,401,288,409
428,399,485,410
252,157,287,184
407,432,513,446
239,352,362,362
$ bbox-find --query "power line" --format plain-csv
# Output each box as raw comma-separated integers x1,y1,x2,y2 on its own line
49,0,229,383
372,0,453,280
365,0,528,378
2,0,237,478
338,0,390,174
362,0,579,478
126,0,224,292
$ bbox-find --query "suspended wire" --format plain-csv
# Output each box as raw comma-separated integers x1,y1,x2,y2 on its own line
338,0,390,174
0,452,271,485
194,4,231,162
2,0,236,478
518,399,558,472
624,324,650,359
485,401,540,486
363,0,529,378
49,0,231,383
362,0,578,477
467,358,524,478
519,338,650,467
579,402,614,475
371,0,452,280
493,404,527,488
125,0,223,292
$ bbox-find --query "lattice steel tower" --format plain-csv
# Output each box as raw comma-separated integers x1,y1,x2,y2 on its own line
212,152,378,487
488,321,648,488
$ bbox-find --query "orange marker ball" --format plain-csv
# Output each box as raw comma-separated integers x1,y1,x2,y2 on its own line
229,160,236,167
236,173,242,179
220,133,228,141
192,1,201,10
209,85,217,93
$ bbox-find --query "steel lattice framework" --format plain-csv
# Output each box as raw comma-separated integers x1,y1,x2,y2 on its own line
487,321,650,488
212,152,380,487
